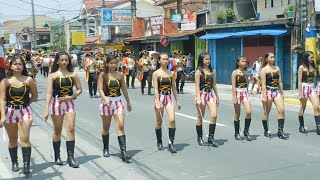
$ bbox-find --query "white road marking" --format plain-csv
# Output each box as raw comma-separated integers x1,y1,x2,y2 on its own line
175,112,227,127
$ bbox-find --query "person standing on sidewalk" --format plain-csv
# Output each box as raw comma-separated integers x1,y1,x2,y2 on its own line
260,52,288,139
298,51,320,135
43,52,82,168
0,57,38,174
250,56,262,94
97,55,132,163
195,52,220,147
231,57,252,141
153,53,181,153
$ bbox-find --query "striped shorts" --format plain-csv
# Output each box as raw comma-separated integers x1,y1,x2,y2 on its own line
50,98,76,115
100,96,125,116
5,106,32,124
262,87,281,101
197,91,216,105
154,94,173,108
301,82,316,98
235,88,249,104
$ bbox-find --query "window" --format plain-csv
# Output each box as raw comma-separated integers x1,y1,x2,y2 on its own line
142,43,155,51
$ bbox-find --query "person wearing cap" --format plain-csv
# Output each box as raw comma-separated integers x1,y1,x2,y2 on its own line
169,50,186,94
123,50,136,88
138,50,152,95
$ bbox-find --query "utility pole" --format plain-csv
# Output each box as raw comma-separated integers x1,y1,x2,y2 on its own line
31,0,37,50
131,0,136,17
177,0,182,14
102,0,105,8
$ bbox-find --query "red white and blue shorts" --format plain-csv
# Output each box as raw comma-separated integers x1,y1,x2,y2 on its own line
197,90,216,105
235,88,249,104
262,87,281,101
100,96,125,116
50,98,75,115
154,94,173,108
5,106,32,124
301,82,316,98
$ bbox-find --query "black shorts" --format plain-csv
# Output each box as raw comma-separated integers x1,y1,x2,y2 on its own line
0,68,6,81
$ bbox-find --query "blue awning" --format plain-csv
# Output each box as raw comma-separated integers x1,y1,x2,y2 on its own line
200,29,289,40
168,36,190,41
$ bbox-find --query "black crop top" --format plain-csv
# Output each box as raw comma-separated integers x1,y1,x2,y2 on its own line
157,76,172,93
53,77,74,97
104,79,121,97
302,70,315,83
266,72,279,87
6,84,30,106
235,74,247,88
200,74,214,92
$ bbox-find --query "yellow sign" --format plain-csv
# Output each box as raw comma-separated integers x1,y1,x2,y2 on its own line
305,38,318,66
71,32,85,46
4,32,10,41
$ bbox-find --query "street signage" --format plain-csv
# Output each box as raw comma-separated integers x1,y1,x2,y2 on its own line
71,32,86,46
150,15,163,36
172,14,181,23
101,8,132,25
181,12,197,31
101,27,111,40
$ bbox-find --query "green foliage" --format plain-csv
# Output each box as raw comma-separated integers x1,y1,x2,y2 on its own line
217,11,226,20
226,8,235,19
287,5,293,11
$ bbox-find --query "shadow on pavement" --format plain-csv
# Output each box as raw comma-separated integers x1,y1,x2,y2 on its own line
175,143,190,152
76,155,100,165
111,149,143,159
215,139,228,146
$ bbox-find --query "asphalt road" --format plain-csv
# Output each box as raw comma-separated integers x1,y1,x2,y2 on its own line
0,71,319,180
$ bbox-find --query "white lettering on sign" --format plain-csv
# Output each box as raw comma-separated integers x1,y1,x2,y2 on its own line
150,16,163,26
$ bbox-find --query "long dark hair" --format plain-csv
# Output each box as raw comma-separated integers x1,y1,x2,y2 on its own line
262,52,274,68
197,52,213,74
7,56,29,77
156,53,168,70
302,51,315,70
102,55,118,94
51,52,74,73
234,56,246,70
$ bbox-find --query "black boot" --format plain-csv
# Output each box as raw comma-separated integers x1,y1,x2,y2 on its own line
299,116,307,133
315,116,320,135
21,147,31,175
262,120,272,138
207,124,218,147
53,141,63,165
168,128,177,153
9,147,19,172
234,121,241,140
196,125,205,146
155,128,164,150
66,141,79,168
244,118,252,141
277,119,289,139
118,135,130,163
102,135,110,157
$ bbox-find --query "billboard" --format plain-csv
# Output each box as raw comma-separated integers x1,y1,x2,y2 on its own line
149,15,163,36
101,8,132,25
71,32,85,46
181,12,197,31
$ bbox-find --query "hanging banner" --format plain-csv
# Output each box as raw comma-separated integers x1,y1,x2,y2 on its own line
150,15,163,36
9,34,16,44
71,32,85,46
101,27,111,41
181,12,197,31
101,9,132,25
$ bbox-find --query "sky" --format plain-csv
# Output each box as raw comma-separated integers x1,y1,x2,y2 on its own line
0,0,83,24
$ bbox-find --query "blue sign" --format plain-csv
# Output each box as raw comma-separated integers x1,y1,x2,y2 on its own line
172,14,181,23
101,8,132,25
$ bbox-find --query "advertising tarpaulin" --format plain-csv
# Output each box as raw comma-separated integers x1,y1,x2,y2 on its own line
149,15,163,36
71,32,86,46
181,12,197,31
101,8,132,25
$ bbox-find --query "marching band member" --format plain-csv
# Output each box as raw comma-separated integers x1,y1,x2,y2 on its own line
0,56,38,174
260,52,288,139
298,51,320,135
97,55,132,163
138,50,152,95
84,52,91,83
87,54,99,98
153,53,181,153
43,52,82,168
195,53,219,147
170,50,186,94
123,49,136,88
231,57,252,140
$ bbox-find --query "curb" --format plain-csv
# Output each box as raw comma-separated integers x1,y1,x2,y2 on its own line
284,98,312,107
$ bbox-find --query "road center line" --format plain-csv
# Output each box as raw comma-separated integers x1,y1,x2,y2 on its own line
175,112,227,127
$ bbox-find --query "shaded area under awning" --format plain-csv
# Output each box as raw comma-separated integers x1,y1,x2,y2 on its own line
200,29,289,40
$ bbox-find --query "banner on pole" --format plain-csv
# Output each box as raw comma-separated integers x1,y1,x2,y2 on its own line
101,9,132,25
71,32,85,46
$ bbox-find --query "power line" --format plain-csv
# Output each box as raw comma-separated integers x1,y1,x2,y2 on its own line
18,0,81,12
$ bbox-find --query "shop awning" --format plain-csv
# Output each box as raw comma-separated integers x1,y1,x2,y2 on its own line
200,29,289,40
